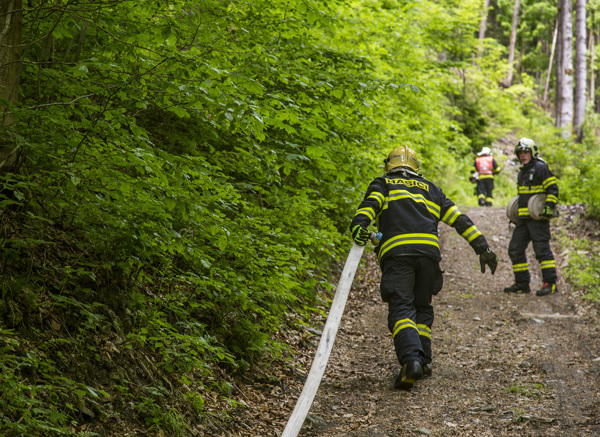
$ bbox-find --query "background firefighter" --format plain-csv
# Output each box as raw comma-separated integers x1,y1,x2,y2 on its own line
350,146,498,391
504,138,559,297
471,146,501,207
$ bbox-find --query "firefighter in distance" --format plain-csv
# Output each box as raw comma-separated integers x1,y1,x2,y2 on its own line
504,138,559,296
471,146,500,207
350,146,498,390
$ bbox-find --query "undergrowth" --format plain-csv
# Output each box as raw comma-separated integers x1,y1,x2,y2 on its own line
554,217,600,302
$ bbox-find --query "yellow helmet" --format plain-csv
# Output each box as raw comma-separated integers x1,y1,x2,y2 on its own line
384,146,420,173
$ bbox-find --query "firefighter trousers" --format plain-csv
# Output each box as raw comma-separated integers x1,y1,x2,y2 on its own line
476,178,494,206
379,255,443,366
508,219,557,284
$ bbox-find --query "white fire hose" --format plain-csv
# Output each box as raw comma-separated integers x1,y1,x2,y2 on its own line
280,232,381,437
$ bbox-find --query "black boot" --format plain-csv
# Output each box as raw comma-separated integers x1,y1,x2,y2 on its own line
395,360,423,390
536,282,558,296
503,283,531,294
422,363,432,378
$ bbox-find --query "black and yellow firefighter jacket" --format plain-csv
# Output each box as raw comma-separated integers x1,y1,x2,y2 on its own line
350,171,489,265
516,158,559,219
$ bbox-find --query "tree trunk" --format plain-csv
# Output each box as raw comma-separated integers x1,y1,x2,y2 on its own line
0,0,23,172
544,21,558,104
556,0,574,133
478,0,490,58
503,0,521,87
573,0,586,140
589,29,594,104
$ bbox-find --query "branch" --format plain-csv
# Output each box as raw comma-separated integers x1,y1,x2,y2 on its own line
22,93,95,110
71,12,161,56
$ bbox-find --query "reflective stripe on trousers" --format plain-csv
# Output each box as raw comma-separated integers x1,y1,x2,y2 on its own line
508,219,557,283
380,255,440,365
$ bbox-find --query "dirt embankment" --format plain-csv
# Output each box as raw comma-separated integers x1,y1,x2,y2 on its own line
220,205,600,437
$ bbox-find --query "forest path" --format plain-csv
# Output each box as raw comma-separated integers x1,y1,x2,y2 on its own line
292,206,600,437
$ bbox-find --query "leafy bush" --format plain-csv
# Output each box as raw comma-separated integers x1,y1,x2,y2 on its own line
2,0,599,434
554,229,600,302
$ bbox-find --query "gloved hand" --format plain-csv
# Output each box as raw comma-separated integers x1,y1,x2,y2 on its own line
479,247,498,275
541,205,554,219
351,225,370,246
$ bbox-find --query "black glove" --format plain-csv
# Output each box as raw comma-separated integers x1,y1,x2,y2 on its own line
541,205,554,219
351,225,370,246
479,247,498,275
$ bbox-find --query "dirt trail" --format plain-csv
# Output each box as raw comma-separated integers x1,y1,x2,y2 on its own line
291,206,600,436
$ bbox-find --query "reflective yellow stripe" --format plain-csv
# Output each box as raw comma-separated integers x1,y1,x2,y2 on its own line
355,207,376,221
517,185,545,194
546,194,558,204
543,176,557,189
387,189,440,218
461,225,482,243
518,207,530,216
512,263,529,272
393,318,418,338
479,174,494,179
378,233,439,261
541,260,556,269
417,324,431,339
368,192,384,208
441,205,461,226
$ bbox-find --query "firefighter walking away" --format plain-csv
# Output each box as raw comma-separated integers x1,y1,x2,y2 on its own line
350,146,498,390
471,146,501,206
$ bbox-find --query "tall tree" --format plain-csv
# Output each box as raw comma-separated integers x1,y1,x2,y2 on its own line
478,0,490,58
589,27,595,106
503,0,521,87
587,6,598,112
574,0,587,140
544,21,558,104
556,0,574,131
0,0,22,171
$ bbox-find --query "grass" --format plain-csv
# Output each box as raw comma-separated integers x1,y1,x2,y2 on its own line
505,383,545,399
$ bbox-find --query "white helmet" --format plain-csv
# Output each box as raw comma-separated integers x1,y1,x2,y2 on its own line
478,147,491,156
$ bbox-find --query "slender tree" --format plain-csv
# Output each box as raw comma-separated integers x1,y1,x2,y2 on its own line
574,0,587,140
589,28,595,104
0,0,22,172
544,21,558,105
478,0,490,58
503,0,521,87
589,8,597,112
556,0,574,131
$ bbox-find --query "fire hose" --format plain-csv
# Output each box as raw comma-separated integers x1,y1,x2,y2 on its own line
280,232,382,437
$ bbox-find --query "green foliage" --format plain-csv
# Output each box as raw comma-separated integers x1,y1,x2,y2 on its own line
506,383,545,399
576,110,600,219
0,328,110,435
1,0,599,434
554,229,600,302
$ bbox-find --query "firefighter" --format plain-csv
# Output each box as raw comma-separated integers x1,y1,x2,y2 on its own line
471,146,500,206
350,146,498,390
504,138,559,296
